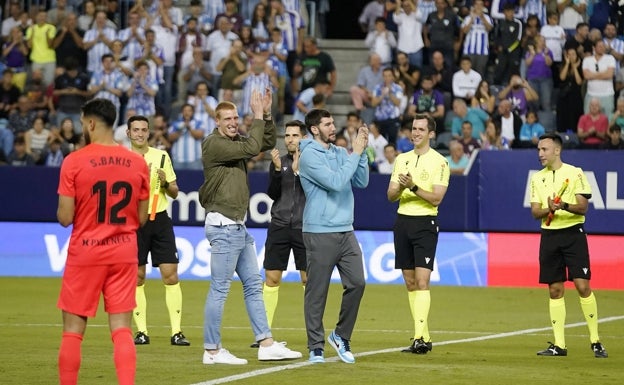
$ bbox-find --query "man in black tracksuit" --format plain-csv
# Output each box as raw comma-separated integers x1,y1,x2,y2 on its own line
494,3,523,85
261,119,308,335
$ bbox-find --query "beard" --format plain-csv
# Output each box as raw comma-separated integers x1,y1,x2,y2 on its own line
319,130,335,144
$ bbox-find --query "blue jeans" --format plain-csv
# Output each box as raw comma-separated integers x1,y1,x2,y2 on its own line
203,224,272,349
406,50,423,69
528,77,553,111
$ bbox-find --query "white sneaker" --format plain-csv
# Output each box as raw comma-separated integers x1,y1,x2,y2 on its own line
203,348,248,365
258,341,303,361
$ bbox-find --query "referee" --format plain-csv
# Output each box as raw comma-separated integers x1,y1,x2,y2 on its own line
530,133,607,358
387,114,449,354
127,115,190,347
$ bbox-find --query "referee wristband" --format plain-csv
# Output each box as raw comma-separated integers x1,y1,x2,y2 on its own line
562,202,569,211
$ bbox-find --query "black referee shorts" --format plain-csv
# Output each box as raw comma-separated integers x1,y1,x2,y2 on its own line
137,211,178,267
393,214,439,270
539,224,591,284
263,222,306,271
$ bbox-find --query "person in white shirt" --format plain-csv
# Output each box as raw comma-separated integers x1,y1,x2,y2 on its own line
540,12,566,65
582,39,616,114
393,0,424,68
452,56,482,100
364,17,397,66
205,16,239,98
557,0,586,37
378,143,397,174
368,121,389,167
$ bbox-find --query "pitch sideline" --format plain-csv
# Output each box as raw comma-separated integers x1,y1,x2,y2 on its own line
190,315,624,385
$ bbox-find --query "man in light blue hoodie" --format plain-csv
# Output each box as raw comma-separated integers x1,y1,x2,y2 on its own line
298,108,370,364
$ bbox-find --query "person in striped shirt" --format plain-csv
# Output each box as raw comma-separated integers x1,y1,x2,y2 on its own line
83,10,117,76
460,0,493,77
168,103,205,170
88,54,128,121
235,55,279,117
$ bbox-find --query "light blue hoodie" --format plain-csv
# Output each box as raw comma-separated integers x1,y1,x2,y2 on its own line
298,138,369,233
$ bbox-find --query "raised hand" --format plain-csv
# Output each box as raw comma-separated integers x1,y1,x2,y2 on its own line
262,86,273,114
250,89,264,119
270,148,281,170
292,146,300,174
352,129,369,155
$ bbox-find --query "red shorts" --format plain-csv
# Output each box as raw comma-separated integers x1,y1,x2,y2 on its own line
57,263,138,317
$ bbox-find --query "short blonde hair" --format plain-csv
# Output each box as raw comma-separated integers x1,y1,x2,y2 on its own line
215,101,238,119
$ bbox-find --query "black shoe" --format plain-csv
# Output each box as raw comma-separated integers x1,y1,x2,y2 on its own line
250,342,260,348
134,331,150,345
537,342,567,356
171,332,190,346
591,342,608,358
401,338,432,354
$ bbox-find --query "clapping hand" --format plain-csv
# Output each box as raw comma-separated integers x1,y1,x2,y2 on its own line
250,89,264,119
352,124,369,155
262,86,272,114
271,148,281,170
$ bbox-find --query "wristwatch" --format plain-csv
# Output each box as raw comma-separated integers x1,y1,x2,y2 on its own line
562,202,569,211
410,185,418,193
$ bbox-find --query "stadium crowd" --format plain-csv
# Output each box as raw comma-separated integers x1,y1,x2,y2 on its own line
0,0,623,171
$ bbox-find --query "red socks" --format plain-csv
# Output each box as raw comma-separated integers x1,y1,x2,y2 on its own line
111,327,136,385
59,332,83,385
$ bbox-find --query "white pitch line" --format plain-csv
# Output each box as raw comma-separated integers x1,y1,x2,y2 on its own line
190,315,624,385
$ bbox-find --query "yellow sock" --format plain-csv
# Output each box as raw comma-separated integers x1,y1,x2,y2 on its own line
133,284,147,334
413,290,431,340
407,290,417,320
580,292,600,343
165,282,183,335
263,284,279,328
549,297,566,348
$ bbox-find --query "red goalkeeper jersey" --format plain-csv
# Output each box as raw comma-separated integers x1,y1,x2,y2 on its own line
58,144,150,266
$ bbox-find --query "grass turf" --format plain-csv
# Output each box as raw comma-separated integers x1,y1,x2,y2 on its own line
0,278,622,384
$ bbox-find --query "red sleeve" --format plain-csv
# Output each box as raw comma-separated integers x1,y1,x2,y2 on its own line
57,154,76,197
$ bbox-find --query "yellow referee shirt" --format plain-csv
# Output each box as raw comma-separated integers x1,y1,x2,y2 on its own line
391,149,450,216
530,163,591,229
143,147,176,214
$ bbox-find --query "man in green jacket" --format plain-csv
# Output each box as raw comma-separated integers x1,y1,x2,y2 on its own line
199,88,302,365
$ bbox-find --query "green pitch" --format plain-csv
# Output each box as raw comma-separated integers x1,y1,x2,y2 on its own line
0,278,622,385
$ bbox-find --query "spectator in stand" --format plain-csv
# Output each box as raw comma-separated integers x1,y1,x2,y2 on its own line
368,121,389,169
216,0,244,34
77,0,96,32
24,116,51,164
493,3,523,86
458,120,481,155
365,17,397,67
47,0,74,28
2,26,29,92
235,56,279,117
558,0,586,37
88,54,128,122
602,23,624,68
523,0,547,25
424,0,459,70
267,27,289,115
471,79,495,114
602,125,624,149
393,51,420,99
446,140,469,175
53,57,90,134
180,48,212,106
186,0,212,36
497,74,539,120
56,117,81,154
293,80,330,123
149,113,173,153
540,12,566,86
452,56,482,102
24,69,51,120
148,11,178,120
239,23,258,56
117,11,145,64
493,99,522,147
378,143,398,174
250,1,270,42
350,53,384,124
520,15,541,70
44,138,64,167
480,119,510,150
406,75,445,133
582,40,616,115
202,0,225,28
52,12,86,73
187,81,218,136
557,47,584,133
525,35,554,111
577,97,608,149
215,40,246,108
359,0,386,33
460,0,493,77
8,95,37,139
609,97,624,130
177,17,203,99
6,136,35,166
269,0,305,92
168,103,205,170
110,39,134,77
1,2,24,42
127,60,159,117
518,110,546,148
25,10,57,86
451,99,489,139
338,111,362,151
393,0,424,69
83,10,116,76
206,16,239,99
564,22,592,59
490,0,525,20
371,67,404,144
395,124,414,153
295,36,337,97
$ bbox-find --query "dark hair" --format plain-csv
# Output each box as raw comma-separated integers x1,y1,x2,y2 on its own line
538,132,563,147
284,119,307,135
421,75,434,83
384,143,396,151
312,93,325,105
460,56,472,64
346,111,360,120
576,22,589,31
63,57,79,71
81,99,117,128
127,115,149,129
461,120,473,128
374,17,386,24
609,125,622,133
101,53,113,62
413,113,436,132
305,109,332,135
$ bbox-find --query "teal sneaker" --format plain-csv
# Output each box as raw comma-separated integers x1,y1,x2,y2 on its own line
327,330,355,364
309,348,325,363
